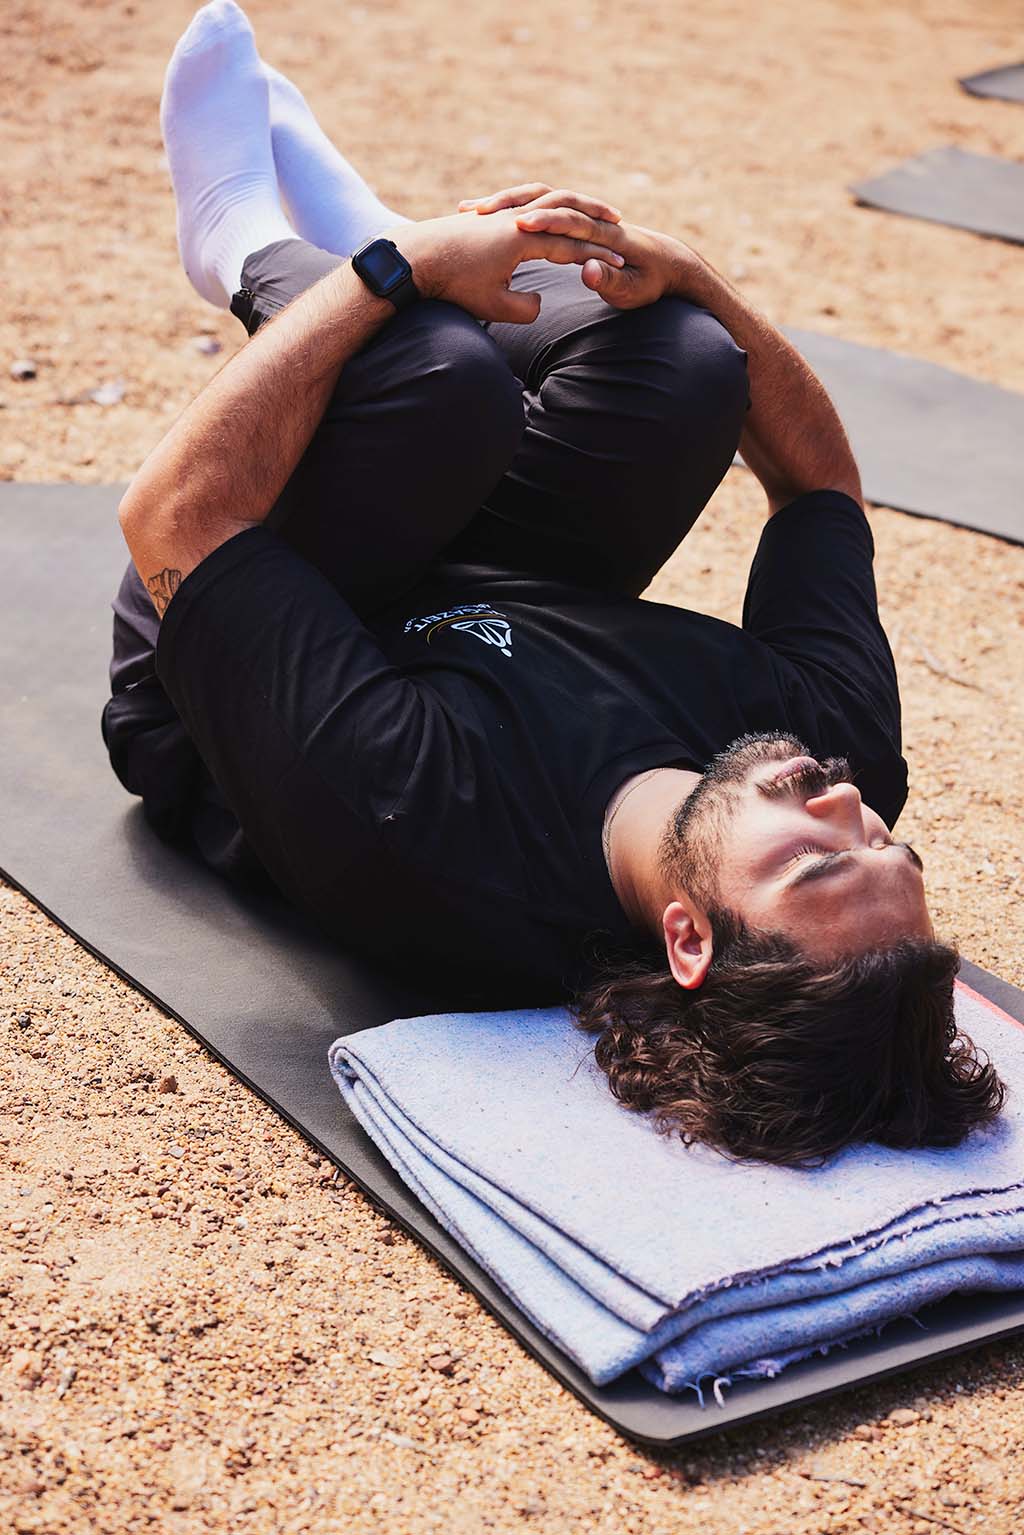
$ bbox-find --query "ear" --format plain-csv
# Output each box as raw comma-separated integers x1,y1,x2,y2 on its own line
662,899,714,991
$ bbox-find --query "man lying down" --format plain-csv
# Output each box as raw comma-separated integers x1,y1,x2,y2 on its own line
104,2,1003,1168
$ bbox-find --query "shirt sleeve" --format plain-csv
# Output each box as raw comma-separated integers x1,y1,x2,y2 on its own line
741,489,902,751
154,525,446,919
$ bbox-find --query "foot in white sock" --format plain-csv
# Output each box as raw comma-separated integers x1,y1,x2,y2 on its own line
264,63,410,257
161,1,297,307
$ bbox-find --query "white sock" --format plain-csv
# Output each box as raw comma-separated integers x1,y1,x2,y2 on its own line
264,63,411,257
160,2,297,307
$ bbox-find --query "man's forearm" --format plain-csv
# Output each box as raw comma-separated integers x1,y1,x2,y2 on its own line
119,260,395,613
662,237,862,515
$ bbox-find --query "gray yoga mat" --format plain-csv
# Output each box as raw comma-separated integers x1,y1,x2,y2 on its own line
851,145,1024,246
3,481,1024,1446
779,330,1024,546
960,63,1024,104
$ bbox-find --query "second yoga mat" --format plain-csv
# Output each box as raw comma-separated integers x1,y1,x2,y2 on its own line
960,64,1024,104
850,145,1024,247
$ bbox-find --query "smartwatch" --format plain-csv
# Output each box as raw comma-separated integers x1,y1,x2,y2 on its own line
351,237,421,312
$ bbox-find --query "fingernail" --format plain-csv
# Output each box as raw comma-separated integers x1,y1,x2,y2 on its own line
610,252,625,266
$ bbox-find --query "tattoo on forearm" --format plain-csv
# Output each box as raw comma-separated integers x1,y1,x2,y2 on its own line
147,568,182,616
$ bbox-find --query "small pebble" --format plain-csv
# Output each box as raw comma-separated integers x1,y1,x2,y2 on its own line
368,1347,403,1368
192,335,222,355
380,1430,426,1452
157,1075,178,1094
88,379,126,407
10,358,37,381
887,1407,921,1426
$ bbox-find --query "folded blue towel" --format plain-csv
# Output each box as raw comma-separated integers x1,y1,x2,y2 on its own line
328,985,1024,1397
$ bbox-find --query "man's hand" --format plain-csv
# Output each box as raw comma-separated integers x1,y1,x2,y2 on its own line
521,216,687,310
454,183,698,312
381,201,626,325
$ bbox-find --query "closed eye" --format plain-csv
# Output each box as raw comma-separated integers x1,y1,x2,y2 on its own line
784,839,924,889
785,843,830,866
785,848,854,887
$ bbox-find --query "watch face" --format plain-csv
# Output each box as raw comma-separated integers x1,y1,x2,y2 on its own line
358,240,410,294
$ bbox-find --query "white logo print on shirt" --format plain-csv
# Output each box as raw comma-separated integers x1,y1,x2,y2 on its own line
404,603,513,658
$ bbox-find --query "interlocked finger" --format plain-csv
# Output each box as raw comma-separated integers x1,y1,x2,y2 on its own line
517,231,627,269
459,184,622,223
515,206,628,257
458,183,554,213
513,187,623,223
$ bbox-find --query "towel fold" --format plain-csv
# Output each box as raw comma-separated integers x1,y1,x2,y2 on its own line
328,985,1024,1397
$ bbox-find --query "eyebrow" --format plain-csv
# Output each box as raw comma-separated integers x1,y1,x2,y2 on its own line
788,841,924,889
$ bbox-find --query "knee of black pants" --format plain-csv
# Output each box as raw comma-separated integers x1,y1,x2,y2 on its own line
640,297,750,450
333,297,527,480
390,299,525,455
587,297,747,466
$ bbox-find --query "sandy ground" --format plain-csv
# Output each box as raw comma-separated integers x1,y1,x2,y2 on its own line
3,0,1024,1530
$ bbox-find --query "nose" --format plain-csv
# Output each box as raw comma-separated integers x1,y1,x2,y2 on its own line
804,780,864,833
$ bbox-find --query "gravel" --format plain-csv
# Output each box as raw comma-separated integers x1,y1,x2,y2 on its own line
2,0,1023,1531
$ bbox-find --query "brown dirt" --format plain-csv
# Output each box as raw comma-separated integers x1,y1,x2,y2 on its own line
2,1,1024,1532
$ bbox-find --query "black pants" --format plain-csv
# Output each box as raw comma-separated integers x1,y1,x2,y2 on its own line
104,237,749,872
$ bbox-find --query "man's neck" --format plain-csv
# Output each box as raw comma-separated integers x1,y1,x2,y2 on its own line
603,767,701,933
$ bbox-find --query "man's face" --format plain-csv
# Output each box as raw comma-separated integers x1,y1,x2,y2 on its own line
662,735,932,959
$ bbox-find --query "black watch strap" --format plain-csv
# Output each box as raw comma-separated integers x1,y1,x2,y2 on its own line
351,237,421,312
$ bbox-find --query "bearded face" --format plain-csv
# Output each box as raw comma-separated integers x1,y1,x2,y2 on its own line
660,733,855,911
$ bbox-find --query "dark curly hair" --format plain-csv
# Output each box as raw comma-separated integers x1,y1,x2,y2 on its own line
572,910,1005,1167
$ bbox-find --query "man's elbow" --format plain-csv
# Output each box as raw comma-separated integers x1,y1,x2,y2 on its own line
117,485,140,538
116,485,150,579
829,457,863,509
765,463,863,518
116,482,183,592
117,476,161,545
117,481,189,563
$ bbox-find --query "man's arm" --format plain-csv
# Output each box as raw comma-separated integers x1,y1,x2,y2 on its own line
119,204,630,614
118,262,394,614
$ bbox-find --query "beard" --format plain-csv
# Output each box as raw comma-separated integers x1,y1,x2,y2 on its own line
658,733,853,910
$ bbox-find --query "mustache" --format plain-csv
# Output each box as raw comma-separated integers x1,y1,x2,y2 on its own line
756,755,853,802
